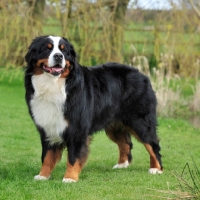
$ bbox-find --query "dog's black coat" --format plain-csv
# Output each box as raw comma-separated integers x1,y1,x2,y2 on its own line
24,36,162,179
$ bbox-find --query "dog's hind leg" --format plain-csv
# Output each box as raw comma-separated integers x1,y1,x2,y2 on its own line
34,145,63,180
144,142,163,174
105,123,133,169
126,117,163,174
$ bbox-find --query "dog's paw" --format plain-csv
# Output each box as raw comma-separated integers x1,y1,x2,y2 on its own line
148,168,163,174
34,175,50,180
113,160,129,169
62,178,77,183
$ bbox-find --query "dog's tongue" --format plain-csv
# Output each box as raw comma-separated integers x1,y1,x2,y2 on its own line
51,67,63,73
43,65,63,74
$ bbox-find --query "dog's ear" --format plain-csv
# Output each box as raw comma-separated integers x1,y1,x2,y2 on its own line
62,37,77,65
25,36,47,64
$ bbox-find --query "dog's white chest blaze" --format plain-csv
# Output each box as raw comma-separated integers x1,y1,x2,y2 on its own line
30,73,68,144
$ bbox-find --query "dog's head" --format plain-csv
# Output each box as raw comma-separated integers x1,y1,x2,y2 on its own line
25,35,76,77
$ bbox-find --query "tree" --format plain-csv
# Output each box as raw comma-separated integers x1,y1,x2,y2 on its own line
28,0,46,33
108,0,130,62
54,0,131,64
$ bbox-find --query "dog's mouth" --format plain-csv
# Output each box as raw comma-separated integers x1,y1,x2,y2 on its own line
42,64,64,76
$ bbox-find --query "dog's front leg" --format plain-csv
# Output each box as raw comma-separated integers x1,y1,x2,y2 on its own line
34,145,63,180
63,160,82,183
63,139,89,183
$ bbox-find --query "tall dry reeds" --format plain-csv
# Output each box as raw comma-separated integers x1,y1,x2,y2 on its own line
190,84,200,114
131,50,184,118
148,156,200,199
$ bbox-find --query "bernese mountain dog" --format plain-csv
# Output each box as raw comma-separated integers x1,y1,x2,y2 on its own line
24,35,163,183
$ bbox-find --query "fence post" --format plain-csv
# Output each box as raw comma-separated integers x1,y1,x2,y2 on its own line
153,25,160,65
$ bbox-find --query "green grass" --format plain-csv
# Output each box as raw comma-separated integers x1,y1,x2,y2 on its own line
0,69,200,200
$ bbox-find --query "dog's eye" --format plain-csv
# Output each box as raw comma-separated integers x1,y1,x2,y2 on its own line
60,44,65,51
46,43,53,50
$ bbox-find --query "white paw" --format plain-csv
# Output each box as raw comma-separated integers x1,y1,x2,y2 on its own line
113,160,129,169
62,178,77,183
34,175,50,180
148,168,163,174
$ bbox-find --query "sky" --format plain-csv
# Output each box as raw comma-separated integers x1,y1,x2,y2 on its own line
128,0,180,10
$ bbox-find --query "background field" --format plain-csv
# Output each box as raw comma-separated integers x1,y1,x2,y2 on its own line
0,69,199,200
1,1,199,77
0,1,200,199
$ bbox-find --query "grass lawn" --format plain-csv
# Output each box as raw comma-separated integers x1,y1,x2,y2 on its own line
0,69,200,200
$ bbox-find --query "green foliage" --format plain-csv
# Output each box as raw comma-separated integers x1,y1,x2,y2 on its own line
0,69,200,200
1,1,199,79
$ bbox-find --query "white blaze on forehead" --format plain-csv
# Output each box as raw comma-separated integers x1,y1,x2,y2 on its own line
48,36,65,68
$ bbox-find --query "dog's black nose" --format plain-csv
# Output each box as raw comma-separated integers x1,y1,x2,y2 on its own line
53,53,63,62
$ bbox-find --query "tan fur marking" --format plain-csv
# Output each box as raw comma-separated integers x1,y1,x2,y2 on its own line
106,125,131,164
65,60,70,67
60,44,65,50
33,66,43,75
47,43,53,49
64,137,90,181
64,160,82,181
36,58,49,67
118,142,130,163
60,61,71,78
144,143,161,170
33,59,49,75
39,149,63,177
126,127,142,142
127,127,162,170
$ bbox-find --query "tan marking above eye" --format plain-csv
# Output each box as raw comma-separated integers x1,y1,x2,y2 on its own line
60,44,65,50
47,43,53,49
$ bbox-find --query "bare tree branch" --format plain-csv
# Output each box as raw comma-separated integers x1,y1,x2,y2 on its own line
188,0,200,18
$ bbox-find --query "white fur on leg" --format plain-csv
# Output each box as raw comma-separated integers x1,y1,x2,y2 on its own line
148,168,163,174
113,160,129,169
62,178,77,183
34,175,50,180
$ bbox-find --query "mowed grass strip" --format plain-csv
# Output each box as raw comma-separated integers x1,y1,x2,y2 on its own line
0,69,199,200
